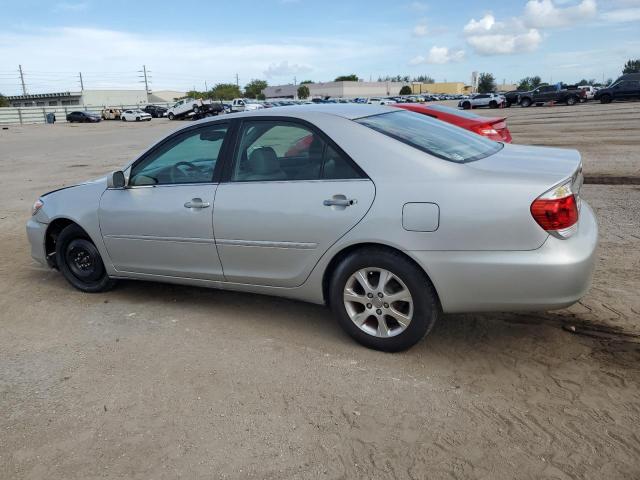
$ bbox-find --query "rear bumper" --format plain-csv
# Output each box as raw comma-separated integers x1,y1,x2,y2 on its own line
26,218,48,266
409,202,599,313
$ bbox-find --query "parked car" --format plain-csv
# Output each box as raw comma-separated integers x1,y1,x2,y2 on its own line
517,84,584,107
229,98,264,112
578,85,596,101
121,109,152,122
66,111,101,123
167,98,225,120
27,105,596,352
101,108,121,120
395,103,512,142
458,93,505,109
503,91,523,107
594,74,640,104
367,98,397,105
142,105,167,118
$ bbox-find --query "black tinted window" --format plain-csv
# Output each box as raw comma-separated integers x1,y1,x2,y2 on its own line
322,144,361,179
355,110,503,163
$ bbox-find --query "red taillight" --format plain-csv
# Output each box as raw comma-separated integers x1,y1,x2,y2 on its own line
531,177,581,238
531,195,578,230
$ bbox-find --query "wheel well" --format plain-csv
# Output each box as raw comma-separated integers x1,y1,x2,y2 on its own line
321,242,440,307
44,218,80,268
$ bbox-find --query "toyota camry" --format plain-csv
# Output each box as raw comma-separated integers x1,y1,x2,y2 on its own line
27,105,598,351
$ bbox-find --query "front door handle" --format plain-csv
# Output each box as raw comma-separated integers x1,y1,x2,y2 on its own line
323,197,357,207
184,198,210,209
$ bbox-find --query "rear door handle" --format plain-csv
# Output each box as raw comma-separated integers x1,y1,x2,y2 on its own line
184,198,210,209
323,198,357,207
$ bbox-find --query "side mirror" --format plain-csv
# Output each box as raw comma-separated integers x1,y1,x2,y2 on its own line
107,170,126,189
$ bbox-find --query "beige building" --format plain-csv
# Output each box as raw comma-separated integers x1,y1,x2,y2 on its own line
411,82,473,95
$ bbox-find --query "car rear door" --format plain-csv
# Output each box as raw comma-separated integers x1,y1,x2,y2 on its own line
213,118,375,287
99,122,231,280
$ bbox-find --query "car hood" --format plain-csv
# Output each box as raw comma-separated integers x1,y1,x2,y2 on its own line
467,143,581,186
41,176,107,198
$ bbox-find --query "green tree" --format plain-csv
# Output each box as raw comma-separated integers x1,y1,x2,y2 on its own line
300,80,314,84
477,73,496,93
0,93,8,107
297,85,310,99
517,76,542,91
414,75,435,83
399,85,413,95
623,59,640,74
334,74,359,81
244,79,268,99
211,83,243,100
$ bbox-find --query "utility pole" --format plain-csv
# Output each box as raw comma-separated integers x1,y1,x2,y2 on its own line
294,76,297,85
18,65,27,95
235,73,239,88
138,65,151,101
79,72,84,91
205,80,208,91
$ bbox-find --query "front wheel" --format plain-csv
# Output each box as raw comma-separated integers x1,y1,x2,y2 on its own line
330,248,440,352
600,94,612,104
461,101,471,110
520,98,532,107
566,96,577,106
489,100,498,108
55,224,116,293
168,112,175,120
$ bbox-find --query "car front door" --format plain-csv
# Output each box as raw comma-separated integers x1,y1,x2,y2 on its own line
213,119,375,287
99,122,231,280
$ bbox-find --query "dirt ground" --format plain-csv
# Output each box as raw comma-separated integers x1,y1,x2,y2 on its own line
1,103,639,479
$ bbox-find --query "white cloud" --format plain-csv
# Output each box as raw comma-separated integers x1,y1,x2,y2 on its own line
463,13,542,55
408,46,464,66
412,22,428,36
523,0,597,28
54,2,89,12
263,60,312,78
601,6,640,21
408,1,428,11
0,27,391,94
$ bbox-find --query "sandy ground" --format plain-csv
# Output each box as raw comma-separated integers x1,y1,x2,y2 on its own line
1,104,639,479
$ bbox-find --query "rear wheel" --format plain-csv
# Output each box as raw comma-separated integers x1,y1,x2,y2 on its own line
566,96,578,106
520,98,532,107
193,105,200,114
329,248,440,352
489,100,498,108
600,94,612,104
461,101,471,110
168,112,175,120
55,224,116,293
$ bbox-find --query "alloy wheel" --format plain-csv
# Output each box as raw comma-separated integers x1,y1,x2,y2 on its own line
343,268,413,338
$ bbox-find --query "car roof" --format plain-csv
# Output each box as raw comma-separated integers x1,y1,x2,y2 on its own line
215,104,393,121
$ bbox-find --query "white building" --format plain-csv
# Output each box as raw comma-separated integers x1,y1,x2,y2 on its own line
263,81,410,99
7,89,149,107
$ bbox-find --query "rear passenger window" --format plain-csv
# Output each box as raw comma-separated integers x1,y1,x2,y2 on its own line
232,121,363,182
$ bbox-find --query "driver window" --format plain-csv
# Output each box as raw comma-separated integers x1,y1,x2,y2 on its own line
129,124,228,186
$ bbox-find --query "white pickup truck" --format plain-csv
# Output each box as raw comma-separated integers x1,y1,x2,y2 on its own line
167,98,224,120
229,98,264,112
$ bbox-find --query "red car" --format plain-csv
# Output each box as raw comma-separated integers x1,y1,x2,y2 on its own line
394,103,513,143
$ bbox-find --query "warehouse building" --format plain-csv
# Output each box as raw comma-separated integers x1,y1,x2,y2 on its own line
263,81,410,99
7,89,149,107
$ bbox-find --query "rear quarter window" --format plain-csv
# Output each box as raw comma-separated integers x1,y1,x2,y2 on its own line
355,110,503,163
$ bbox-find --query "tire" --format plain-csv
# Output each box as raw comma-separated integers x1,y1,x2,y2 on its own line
168,112,175,120
329,248,440,352
520,98,532,107
55,224,116,293
136,117,140,121
505,101,512,108
193,105,199,114
489,100,498,108
121,117,126,121
462,101,471,110
600,94,612,104
566,96,577,106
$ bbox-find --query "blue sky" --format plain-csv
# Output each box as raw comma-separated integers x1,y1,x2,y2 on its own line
1,0,639,94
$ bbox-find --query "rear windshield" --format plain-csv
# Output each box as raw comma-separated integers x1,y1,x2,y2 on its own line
355,110,503,163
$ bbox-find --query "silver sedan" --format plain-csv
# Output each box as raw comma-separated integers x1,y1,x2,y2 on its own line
26,105,598,351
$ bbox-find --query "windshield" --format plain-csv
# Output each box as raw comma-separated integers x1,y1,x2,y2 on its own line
426,104,481,119
355,110,503,163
